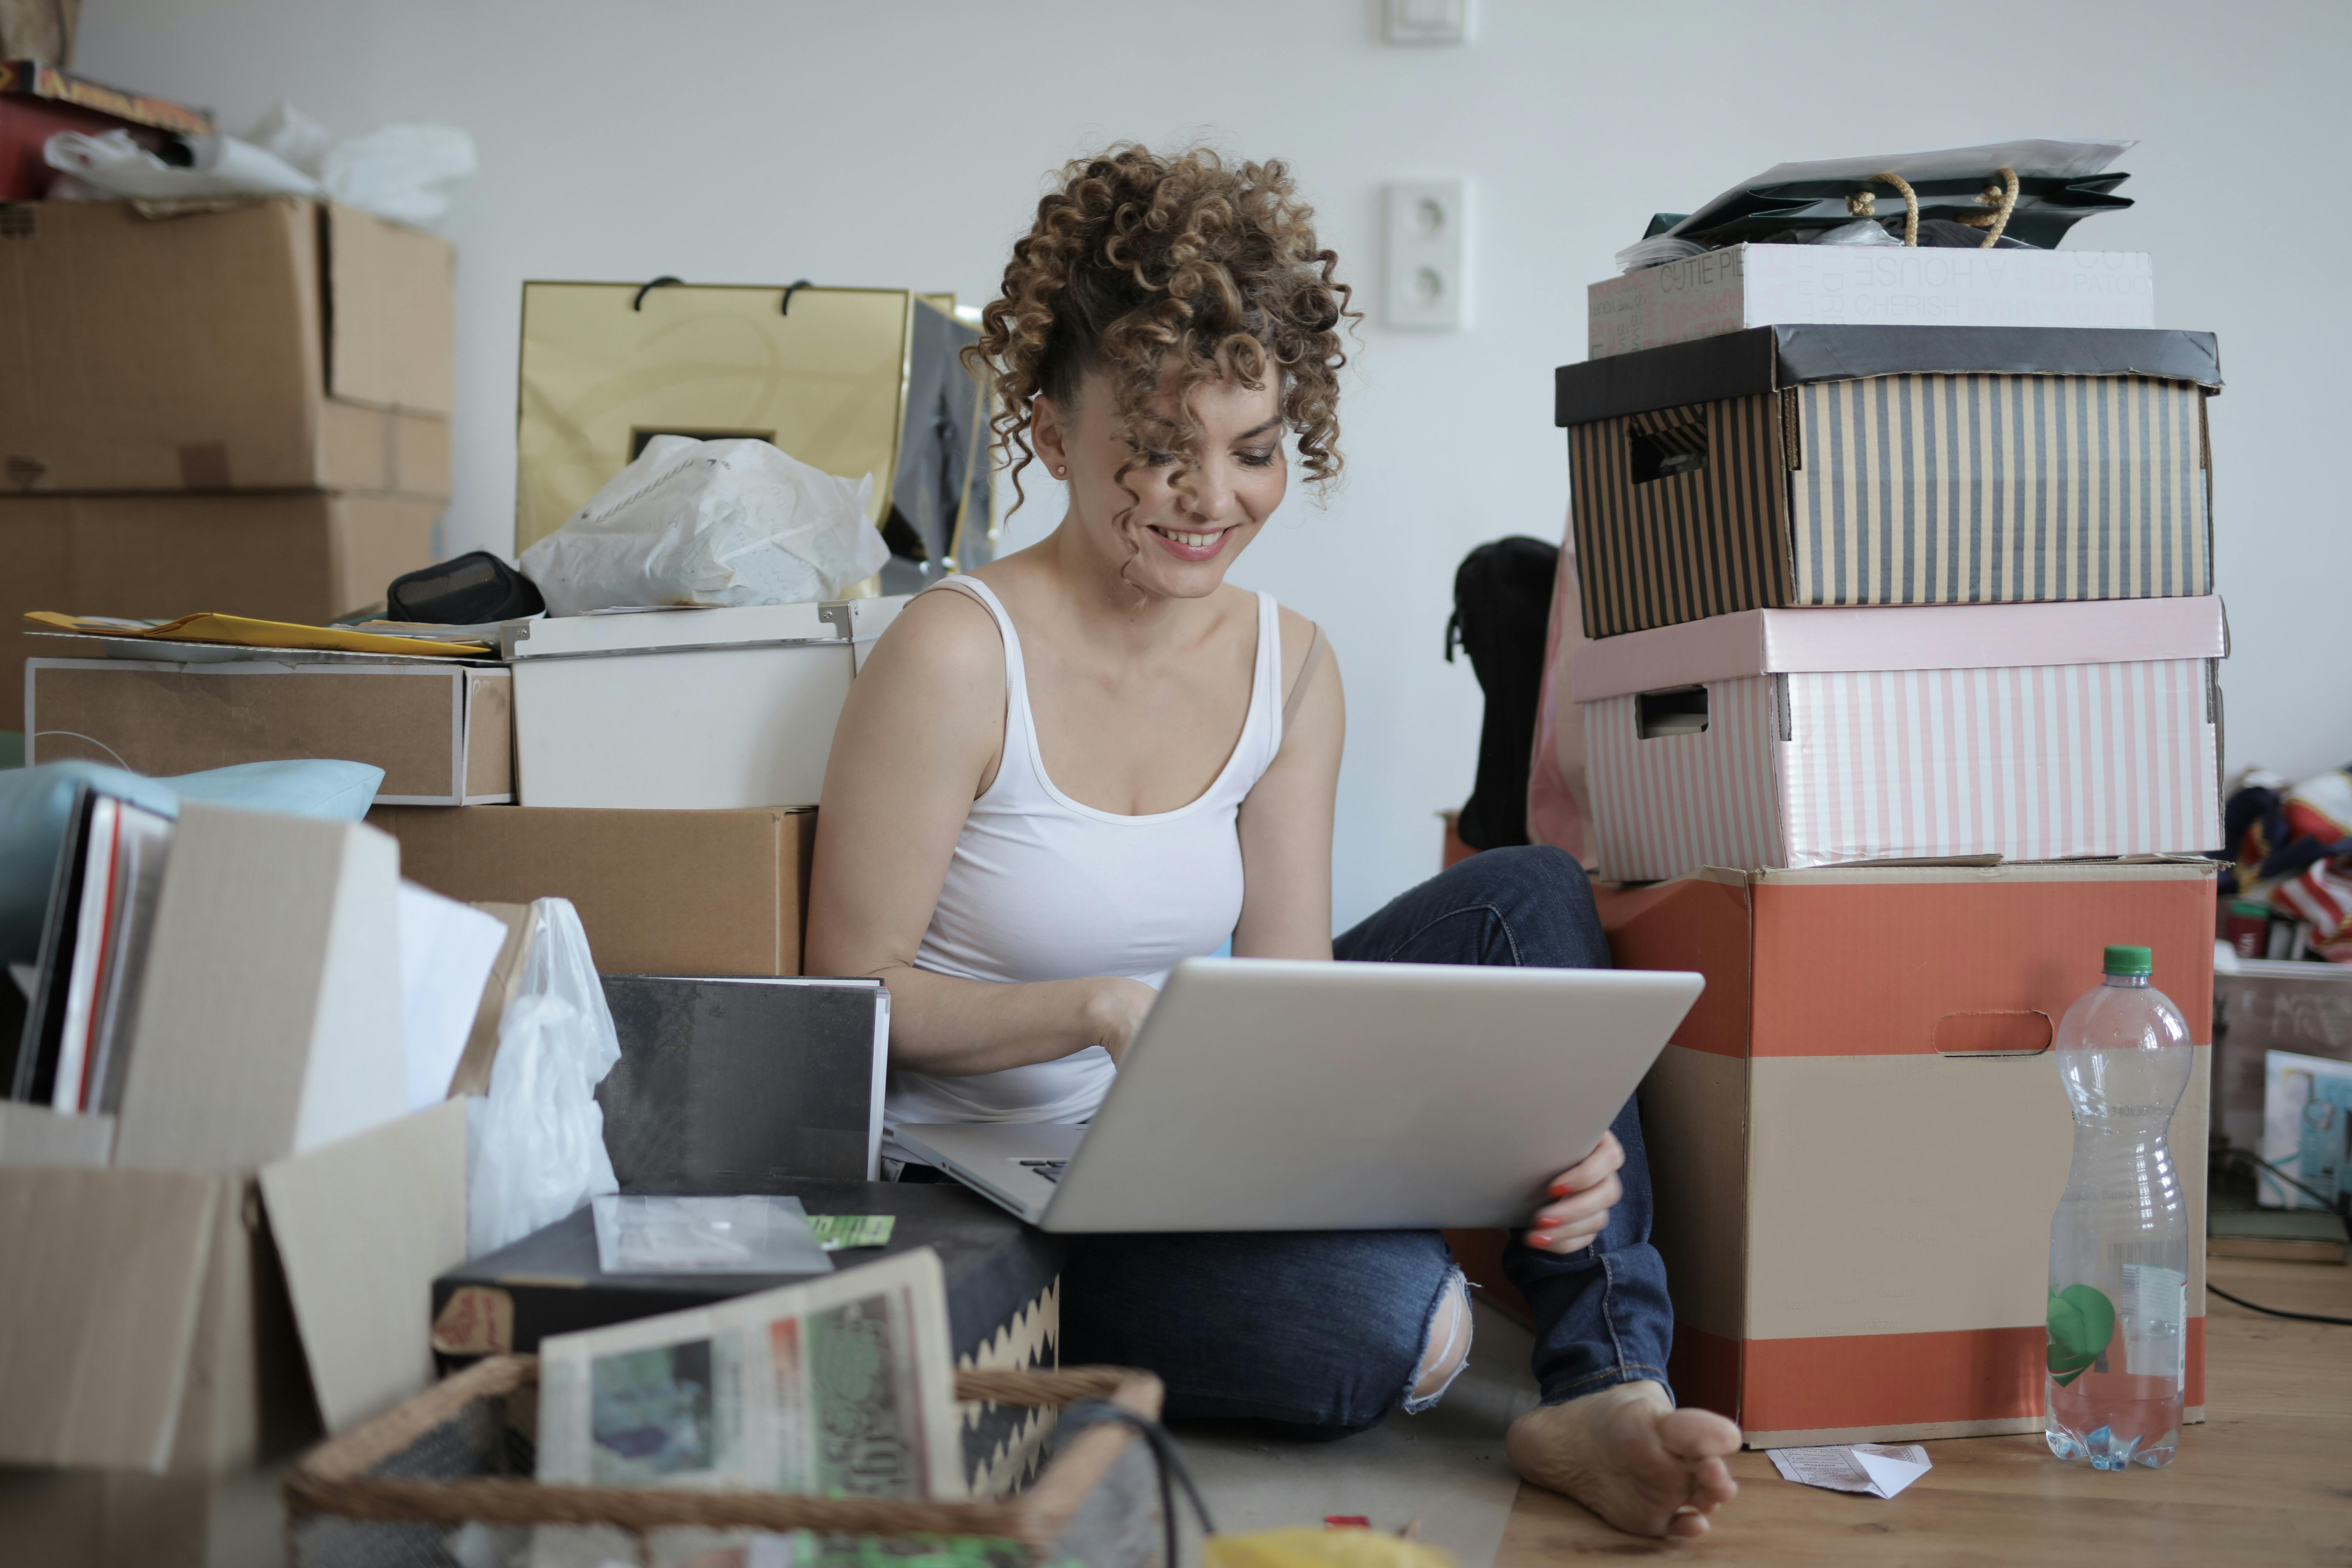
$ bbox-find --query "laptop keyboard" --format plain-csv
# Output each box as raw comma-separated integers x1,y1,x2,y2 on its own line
1018,1159,1067,1185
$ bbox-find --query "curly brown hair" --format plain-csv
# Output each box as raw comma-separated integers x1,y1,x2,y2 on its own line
963,145,1357,529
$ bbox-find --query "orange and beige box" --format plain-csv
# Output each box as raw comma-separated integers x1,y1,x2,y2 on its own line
1600,858,2215,1449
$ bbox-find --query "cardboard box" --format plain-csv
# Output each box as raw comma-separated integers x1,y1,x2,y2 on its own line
1555,326,2221,638
0,198,452,494
369,804,817,976
1,490,444,732
0,805,450,1565
27,657,513,805
1589,245,2157,360
1574,596,2226,882
0,1099,467,1475
430,1178,1063,1496
1603,860,2214,1447
2213,954,2352,1154
503,596,903,809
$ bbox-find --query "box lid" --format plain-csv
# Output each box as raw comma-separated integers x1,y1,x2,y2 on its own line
501,595,905,661
1572,594,2228,702
1555,324,2222,428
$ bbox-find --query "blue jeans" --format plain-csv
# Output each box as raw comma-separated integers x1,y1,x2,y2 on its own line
1059,845,1675,1435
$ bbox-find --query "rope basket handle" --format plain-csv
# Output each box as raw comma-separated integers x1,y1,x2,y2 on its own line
1845,168,2018,249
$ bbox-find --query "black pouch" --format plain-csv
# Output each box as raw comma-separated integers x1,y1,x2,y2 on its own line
386,551,546,624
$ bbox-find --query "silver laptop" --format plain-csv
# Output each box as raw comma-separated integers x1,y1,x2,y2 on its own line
894,957,1702,1232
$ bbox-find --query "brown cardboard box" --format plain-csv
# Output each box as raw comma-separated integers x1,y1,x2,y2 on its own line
0,1100,467,1474
0,806,458,1566
1,490,442,732
1602,860,2215,1447
0,198,453,493
371,805,817,976
28,658,513,805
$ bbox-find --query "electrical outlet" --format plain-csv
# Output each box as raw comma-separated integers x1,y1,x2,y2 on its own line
1385,179,1468,330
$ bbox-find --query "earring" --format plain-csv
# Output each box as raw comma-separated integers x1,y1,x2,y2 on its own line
1054,466,1067,478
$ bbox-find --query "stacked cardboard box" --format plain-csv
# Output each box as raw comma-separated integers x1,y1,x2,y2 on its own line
1531,311,2228,1445
0,196,454,741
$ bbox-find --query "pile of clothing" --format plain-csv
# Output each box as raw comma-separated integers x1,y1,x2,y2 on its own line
2222,766,2352,962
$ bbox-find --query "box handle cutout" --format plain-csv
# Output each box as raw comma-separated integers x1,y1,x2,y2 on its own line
1637,686,1709,738
1629,421,1708,484
1933,1010,2054,1057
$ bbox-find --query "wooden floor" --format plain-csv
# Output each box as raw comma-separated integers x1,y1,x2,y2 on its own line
1495,1255,2352,1566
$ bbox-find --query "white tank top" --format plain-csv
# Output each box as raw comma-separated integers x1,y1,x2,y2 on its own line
885,576,1285,1131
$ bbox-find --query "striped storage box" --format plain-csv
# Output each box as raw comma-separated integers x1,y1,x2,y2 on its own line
1555,326,2222,638
1574,596,2226,882
1601,860,2213,1447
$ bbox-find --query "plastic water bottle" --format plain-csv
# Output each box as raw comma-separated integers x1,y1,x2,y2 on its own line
2045,944,2194,1470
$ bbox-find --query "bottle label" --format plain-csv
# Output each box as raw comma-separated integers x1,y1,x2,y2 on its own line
2120,1263,2187,1381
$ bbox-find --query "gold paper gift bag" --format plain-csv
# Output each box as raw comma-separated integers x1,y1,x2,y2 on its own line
514,281,993,585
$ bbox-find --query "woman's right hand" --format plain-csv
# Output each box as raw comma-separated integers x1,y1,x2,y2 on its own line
1078,977,1159,1064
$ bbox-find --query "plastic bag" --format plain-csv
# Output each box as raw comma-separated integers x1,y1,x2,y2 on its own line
589,1194,833,1275
465,898,621,1257
252,102,477,227
519,435,887,616
44,128,319,202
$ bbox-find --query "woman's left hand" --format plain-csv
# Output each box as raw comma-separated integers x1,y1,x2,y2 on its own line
1525,1131,1624,1255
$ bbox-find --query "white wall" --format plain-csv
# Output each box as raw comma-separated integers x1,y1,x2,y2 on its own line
77,0,2352,928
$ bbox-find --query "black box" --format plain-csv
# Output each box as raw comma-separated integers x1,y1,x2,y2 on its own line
431,1178,1063,1495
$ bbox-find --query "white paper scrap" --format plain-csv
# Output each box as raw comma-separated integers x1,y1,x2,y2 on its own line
1768,1443,1931,1499
396,881,510,1110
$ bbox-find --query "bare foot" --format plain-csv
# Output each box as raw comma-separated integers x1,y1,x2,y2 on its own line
1505,1380,1742,1539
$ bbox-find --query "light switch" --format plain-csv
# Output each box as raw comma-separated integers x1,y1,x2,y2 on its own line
1385,179,1468,330
1387,0,1471,44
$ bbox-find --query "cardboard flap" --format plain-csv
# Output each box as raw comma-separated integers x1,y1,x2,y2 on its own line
114,805,407,1172
259,1099,469,1434
0,1168,223,1470
324,204,455,415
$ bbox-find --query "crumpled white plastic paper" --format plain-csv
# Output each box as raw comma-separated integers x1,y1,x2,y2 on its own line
44,101,476,228
464,898,620,1258
45,127,318,202
520,435,887,616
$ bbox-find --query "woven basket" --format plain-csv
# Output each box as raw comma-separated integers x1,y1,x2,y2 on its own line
284,1356,1166,1568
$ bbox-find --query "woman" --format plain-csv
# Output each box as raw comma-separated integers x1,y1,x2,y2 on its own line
807,146,1739,1539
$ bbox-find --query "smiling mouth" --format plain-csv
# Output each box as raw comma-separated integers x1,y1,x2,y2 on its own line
1151,526,1228,549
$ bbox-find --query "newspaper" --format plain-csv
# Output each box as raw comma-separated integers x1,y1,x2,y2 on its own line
536,1246,963,1501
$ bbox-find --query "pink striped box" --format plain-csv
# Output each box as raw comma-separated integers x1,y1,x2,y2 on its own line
1573,596,2226,882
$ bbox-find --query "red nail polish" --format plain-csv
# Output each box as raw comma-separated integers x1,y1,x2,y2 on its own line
1548,1181,1571,1197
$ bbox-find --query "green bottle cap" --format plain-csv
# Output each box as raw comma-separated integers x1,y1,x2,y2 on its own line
2103,944,2154,975
2229,900,2271,918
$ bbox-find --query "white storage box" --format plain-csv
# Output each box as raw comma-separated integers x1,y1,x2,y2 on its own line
503,596,905,809
1589,244,2155,360
1577,595,2226,882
